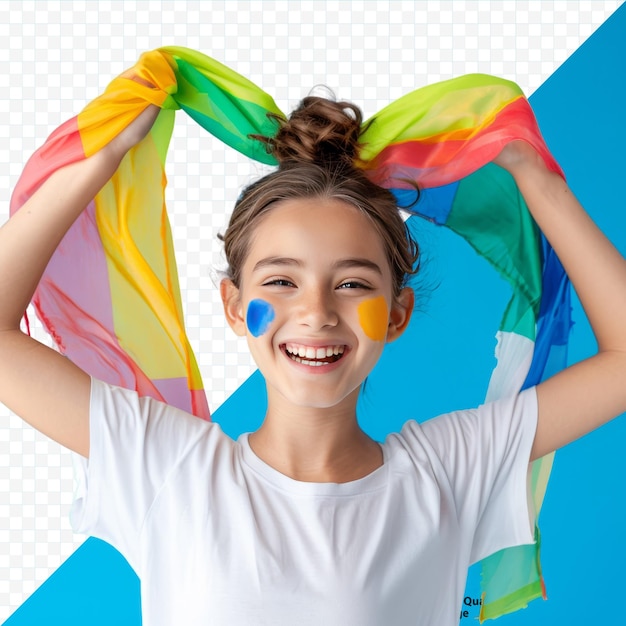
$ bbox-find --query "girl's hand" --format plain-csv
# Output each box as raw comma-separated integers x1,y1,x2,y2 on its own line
493,140,545,177
108,103,161,159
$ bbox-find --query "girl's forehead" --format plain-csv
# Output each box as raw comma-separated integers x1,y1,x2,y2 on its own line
255,197,379,234
248,198,389,262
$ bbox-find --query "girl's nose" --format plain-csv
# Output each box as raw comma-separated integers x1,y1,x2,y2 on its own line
297,288,339,329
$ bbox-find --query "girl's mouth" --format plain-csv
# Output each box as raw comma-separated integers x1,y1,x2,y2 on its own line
282,343,346,367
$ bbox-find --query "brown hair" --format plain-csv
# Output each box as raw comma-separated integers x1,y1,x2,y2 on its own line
219,96,420,299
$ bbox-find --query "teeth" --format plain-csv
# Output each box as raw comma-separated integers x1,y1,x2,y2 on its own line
290,357,328,367
284,343,346,364
285,343,345,356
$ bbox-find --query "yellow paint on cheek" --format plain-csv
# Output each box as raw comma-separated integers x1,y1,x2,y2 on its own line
357,296,389,342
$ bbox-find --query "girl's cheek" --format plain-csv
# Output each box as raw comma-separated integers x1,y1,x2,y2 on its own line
246,299,276,337
357,296,388,342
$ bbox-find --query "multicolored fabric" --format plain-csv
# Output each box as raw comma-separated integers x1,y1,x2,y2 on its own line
10,46,571,621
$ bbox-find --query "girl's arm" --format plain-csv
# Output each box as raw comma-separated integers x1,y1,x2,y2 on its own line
0,105,159,458
495,142,626,461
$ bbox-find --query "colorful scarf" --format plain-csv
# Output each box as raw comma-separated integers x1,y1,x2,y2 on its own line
10,46,571,621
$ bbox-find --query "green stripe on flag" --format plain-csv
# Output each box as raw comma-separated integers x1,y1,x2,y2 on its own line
446,164,543,340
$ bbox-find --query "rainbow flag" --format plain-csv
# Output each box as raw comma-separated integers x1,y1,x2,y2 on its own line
10,47,571,621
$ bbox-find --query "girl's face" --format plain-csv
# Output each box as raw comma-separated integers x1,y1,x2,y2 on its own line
221,197,414,412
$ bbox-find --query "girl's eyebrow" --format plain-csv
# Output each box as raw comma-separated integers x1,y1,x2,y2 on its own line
253,256,382,275
333,258,383,275
253,256,303,272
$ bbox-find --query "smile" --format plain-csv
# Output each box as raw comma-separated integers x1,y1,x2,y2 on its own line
282,343,346,367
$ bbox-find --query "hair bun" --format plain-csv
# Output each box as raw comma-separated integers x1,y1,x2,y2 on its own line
258,95,365,168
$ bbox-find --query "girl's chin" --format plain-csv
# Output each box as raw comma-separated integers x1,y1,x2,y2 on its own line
267,382,362,414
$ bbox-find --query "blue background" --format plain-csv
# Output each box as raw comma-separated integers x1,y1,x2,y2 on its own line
4,5,626,624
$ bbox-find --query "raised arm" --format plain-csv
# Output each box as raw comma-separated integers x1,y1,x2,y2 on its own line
0,105,159,457
494,142,626,461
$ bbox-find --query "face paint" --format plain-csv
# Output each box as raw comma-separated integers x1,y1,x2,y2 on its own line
246,299,275,337
357,295,388,342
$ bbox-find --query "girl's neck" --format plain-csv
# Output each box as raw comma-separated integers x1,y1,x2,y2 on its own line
247,388,383,483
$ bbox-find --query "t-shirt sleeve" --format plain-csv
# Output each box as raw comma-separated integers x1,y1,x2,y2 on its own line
70,377,215,571
405,387,538,564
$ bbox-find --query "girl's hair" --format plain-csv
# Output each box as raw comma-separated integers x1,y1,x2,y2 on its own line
219,95,420,298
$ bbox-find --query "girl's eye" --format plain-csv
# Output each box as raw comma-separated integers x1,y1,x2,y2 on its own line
337,281,372,290
263,278,295,288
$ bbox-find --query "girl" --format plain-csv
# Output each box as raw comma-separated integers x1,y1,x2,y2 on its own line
2,78,626,625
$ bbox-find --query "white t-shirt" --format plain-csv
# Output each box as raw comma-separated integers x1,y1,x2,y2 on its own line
72,378,538,626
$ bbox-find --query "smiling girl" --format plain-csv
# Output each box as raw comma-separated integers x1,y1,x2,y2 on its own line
2,84,626,625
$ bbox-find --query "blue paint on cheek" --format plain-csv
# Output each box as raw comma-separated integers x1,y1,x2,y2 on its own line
246,299,275,337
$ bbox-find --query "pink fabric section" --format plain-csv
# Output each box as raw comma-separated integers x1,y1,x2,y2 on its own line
150,379,210,417
11,117,85,209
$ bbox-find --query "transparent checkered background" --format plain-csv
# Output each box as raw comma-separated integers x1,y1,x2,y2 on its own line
0,0,621,620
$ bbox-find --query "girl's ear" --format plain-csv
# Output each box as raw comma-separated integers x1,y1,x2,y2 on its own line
220,279,247,337
386,287,414,343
